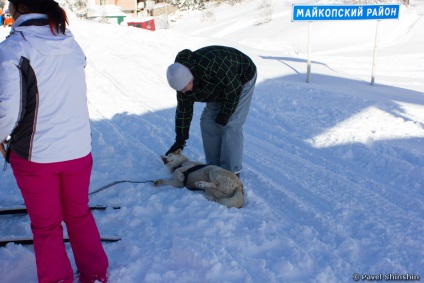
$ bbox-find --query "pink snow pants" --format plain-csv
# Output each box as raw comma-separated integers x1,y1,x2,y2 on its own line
10,152,108,283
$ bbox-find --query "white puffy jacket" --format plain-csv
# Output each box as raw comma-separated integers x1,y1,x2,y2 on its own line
0,13,91,163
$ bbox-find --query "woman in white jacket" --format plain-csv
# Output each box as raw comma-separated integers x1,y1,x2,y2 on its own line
0,0,108,282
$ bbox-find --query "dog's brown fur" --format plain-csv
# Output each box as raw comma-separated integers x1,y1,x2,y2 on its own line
153,149,244,208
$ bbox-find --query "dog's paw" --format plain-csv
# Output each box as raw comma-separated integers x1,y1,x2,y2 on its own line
153,180,163,187
195,181,206,188
176,170,185,182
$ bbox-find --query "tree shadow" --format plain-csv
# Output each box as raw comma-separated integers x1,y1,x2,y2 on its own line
1,61,423,200
85,67,424,196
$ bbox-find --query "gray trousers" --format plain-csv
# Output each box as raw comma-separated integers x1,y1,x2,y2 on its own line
200,73,257,174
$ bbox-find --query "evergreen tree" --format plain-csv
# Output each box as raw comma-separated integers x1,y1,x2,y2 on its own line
65,0,88,18
177,0,205,11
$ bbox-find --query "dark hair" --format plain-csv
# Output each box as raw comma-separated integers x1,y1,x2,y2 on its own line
12,1,68,35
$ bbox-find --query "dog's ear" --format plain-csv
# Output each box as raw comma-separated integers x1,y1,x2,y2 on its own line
175,148,183,155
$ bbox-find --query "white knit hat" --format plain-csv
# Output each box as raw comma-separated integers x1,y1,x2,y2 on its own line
166,63,193,91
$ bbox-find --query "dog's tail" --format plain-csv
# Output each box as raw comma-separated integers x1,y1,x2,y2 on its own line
218,184,244,209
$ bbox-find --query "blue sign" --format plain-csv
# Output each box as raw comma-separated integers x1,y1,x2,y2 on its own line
292,4,400,21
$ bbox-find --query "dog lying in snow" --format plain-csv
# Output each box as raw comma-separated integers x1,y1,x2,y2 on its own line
153,149,244,208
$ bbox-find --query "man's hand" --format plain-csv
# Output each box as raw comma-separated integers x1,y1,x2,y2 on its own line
215,113,230,126
165,139,186,156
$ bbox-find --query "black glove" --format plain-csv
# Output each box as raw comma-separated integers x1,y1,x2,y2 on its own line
165,139,186,155
215,113,230,126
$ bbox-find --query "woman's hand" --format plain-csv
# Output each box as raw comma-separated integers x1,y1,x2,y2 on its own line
0,139,9,158
0,142,6,158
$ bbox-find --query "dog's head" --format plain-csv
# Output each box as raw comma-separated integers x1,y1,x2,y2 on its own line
160,149,188,171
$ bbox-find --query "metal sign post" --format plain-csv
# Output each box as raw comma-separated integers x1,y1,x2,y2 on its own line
371,20,380,86
306,21,312,83
292,4,400,85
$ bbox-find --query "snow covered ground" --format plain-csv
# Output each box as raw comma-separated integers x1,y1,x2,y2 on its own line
1,0,423,282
